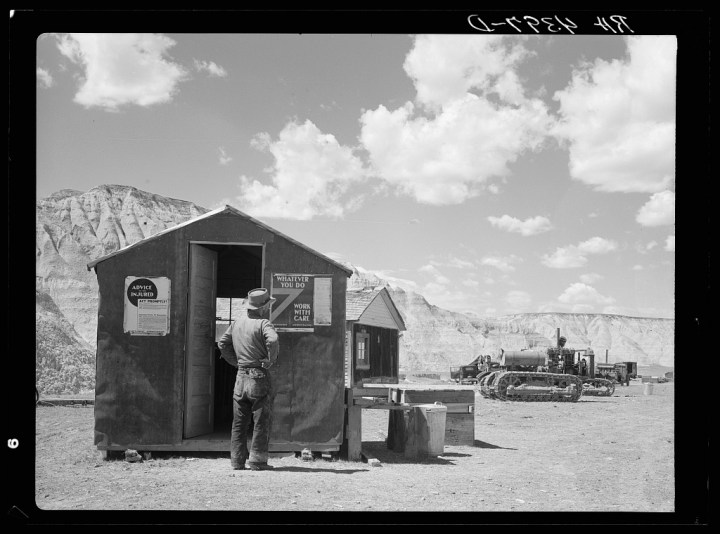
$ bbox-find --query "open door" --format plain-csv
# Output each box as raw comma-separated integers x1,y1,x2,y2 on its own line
184,244,218,438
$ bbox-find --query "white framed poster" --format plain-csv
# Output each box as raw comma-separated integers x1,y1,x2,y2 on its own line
123,276,171,336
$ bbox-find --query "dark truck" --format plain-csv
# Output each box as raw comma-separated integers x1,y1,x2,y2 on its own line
450,355,496,385
450,364,481,385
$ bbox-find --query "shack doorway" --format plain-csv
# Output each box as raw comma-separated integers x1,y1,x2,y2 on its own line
183,242,263,439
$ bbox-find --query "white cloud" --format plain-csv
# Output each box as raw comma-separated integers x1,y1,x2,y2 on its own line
636,240,658,254
360,35,553,205
558,283,615,306
403,35,531,110
217,146,232,165
632,265,644,271
542,237,617,269
504,290,532,312
193,59,227,78
636,190,675,226
447,256,476,269
55,33,188,111
37,67,54,88
579,273,603,284
553,36,676,193
487,214,553,236
419,264,451,285
422,283,480,314
229,120,366,220
430,256,476,269
665,235,675,252
480,255,523,273
577,236,618,254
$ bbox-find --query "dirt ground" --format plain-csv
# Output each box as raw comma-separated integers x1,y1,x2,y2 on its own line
29,380,682,521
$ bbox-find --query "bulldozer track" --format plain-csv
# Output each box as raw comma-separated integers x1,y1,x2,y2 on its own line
580,377,615,396
477,371,583,402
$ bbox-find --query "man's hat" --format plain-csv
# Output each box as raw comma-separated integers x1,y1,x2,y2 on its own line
246,288,276,310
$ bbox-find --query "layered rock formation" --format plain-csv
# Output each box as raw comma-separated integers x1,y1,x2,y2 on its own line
36,185,209,344
343,264,674,370
35,185,674,393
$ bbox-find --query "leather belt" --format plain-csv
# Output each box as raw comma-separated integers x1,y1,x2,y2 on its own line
237,367,265,376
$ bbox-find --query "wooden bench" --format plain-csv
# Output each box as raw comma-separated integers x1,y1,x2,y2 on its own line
342,385,476,461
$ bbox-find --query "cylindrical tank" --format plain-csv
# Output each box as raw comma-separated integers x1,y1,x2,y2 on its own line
500,350,546,368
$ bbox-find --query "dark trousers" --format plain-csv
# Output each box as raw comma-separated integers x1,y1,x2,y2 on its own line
230,369,275,466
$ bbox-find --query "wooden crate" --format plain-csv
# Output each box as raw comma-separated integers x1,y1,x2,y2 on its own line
444,413,475,446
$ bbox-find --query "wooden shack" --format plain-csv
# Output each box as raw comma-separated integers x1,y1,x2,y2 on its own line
87,205,353,457
344,287,406,387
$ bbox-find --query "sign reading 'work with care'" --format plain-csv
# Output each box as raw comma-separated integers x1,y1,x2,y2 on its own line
270,273,332,331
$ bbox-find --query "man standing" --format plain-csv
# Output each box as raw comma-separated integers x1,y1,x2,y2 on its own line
579,358,588,377
218,288,279,471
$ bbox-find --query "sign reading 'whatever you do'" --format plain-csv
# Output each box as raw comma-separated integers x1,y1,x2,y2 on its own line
270,273,332,332
123,276,171,336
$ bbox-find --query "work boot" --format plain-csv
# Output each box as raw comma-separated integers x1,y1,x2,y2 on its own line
231,458,246,470
248,462,274,471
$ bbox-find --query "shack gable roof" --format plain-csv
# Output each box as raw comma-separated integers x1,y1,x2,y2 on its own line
86,205,353,276
346,287,406,331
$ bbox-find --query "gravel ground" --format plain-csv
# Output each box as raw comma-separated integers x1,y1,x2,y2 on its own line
24,379,704,524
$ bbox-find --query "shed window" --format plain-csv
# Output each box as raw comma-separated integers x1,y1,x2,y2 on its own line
355,332,370,370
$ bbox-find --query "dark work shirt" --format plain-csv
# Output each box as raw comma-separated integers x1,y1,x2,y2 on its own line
218,310,279,369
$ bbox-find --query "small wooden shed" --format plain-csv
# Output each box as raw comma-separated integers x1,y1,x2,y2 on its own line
87,205,353,456
344,287,406,387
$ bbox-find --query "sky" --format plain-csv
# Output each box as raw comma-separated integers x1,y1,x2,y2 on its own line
35,30,678,320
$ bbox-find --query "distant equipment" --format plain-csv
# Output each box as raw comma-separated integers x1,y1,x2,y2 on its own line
450,355,500,385
478,329,616,402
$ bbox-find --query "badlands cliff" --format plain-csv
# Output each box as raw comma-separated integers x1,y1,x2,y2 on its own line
35,185,674,392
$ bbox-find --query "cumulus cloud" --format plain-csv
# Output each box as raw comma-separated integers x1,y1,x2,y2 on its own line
558,283,615,306
218,146,232,165
553,36,677,193
37,67,54,88
55,33,188,111
636,190,675,226
403,35,531,110
542,237,617,269
665,235,675,252
480,255,523,273
229,120,366,220
487,214,553,236
193,59,227,77
360,35,553,205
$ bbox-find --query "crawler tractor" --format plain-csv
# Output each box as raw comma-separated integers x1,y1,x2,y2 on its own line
478,332,614,402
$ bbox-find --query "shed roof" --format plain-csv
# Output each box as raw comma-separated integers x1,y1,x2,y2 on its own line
86,205,353,276
346,287,406,331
